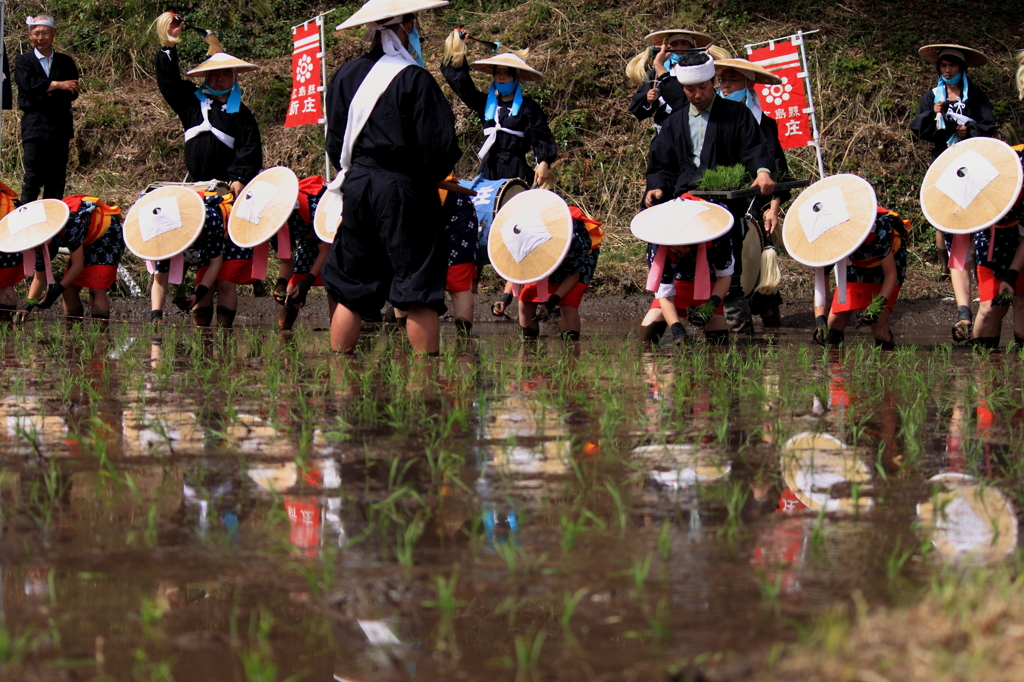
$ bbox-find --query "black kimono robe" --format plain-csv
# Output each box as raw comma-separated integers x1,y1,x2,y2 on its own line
910,83,996,161
321,45,461,317
440,61,556,182
153,47,263,185
14,49,78,140
627,70,686,129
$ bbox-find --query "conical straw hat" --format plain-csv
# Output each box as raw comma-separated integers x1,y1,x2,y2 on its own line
782,174,877,267
645,29,713,47
919,44,988,68
783,432,871,513
917,472,1017,562
488,189,573,284
123,186,207,261
248,463,299,492
920,137,1022,234
186,51,259,76
714,58,781,85
336,0,449,31
630,198,733,246
0,199,69,252
471,53,543,81
228,167,300,248
313,189,341,243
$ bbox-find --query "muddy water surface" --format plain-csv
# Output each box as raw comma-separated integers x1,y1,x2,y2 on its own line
1,316,1022,681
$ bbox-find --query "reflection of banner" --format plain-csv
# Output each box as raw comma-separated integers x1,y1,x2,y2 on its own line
285,20,323,128
746,30,824,178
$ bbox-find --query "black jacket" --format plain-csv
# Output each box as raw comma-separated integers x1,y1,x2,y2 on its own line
646,95,774,197
757,114,792,206
910,84,996,161
326,46,460,182
14,49,78,140
154,47,263,184
441,61,555,182
628,71,686,128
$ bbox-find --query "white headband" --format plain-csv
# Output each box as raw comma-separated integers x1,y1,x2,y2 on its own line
673,58,716,85
364,14,405,43
937,48,965,63
26,16,55,29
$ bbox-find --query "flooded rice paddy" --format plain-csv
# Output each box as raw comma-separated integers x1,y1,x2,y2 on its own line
1,314,1023,681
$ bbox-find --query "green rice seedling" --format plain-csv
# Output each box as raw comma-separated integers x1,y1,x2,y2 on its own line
603,478,629,530
513,630,546,674
757,569,783,614
422,573,465,615
628,553,653,590
993,291,1015,307
658,519,672,560
394,511,426,567
560,587,588,629
697,163,751,191
131,649,175,682
885,535,914,580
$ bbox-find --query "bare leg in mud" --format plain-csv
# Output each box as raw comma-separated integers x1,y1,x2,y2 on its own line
827,307,893,344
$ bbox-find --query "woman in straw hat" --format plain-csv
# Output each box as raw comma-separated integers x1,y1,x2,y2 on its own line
716,57,790,328
322,0,461,354
626,29,713,132
911,44,994,324
277,176,332,331
0,183,27,322
441,34,556,188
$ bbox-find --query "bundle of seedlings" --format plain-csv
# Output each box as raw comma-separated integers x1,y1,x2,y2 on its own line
697,163,752,191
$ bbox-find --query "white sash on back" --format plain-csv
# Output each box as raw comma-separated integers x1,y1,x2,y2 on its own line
478,119,525,161
185,98,236,149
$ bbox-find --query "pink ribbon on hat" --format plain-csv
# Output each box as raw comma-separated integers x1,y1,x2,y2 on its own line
512,283,521,297
146,260,157,275
814,267,827,307
948,233,970,271
251,242,269,282
988,226,996,262
42,244,54,285
21,250,34,278
694,243,711,300
168,254,185,285
536,279,549,303
835,257,849,305
646,245,668,292
276,225,291,259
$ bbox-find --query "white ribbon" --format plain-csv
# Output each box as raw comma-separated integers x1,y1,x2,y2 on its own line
478,121,525,162
835,257,849,305
184,98,236,149
813,266,827,308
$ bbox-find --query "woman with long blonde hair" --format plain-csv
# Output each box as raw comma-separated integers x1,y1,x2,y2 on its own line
626,29,715,132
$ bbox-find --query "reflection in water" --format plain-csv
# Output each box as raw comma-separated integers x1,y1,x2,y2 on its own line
917,472,1018,563
248,459,345,554
781,432,873,513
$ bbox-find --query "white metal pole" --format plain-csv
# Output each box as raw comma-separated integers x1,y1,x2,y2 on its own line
795,30,826,179
318,14,329,179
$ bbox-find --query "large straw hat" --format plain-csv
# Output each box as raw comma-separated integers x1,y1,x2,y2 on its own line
336,0,448,31
630,198,734,246
488,189,573,284
186,51,259,76
645,29,713,47
919,44,989,68
228,167,300,248
782,174,878,267
714,58,781,85
0,199,69,252
920,137,1023,234
248,463,299,493
917,472,1016,562
471,53,544,81
630,444,731,490
783,432,872,513
123,186,207,261
313,189,341,243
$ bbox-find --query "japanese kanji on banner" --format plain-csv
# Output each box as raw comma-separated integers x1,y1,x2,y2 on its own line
747,39,814,150
285,21,323,128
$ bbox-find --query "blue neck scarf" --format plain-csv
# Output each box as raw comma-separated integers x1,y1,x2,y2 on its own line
484,81,523,121
933,70,969,147
196,81,242,114
406,27,425,68
716,86,763,123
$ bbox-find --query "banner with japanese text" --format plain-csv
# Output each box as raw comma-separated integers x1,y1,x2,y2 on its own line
747,39,814,150
285,20,323,128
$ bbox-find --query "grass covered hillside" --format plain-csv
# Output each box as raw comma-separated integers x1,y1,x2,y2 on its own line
2,0,1023,292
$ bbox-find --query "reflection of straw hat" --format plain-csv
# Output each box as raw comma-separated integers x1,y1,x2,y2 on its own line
631,444,730,489
186,51,259,76
645,29,713,47
920,137,1023,234
782,174,877,267
248,463,299,492
917,472,1017,562
0,199,69,252
783,432,871,513
471,53,543,81
313,189,340,243
228,167,300,248
630,198,733,246
919,44,989,68
714,58,781,85
123,186,206,261
336,0,448,31
488,189,573,284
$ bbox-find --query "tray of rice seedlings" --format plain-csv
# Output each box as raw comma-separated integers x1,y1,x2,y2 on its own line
689,164,810,200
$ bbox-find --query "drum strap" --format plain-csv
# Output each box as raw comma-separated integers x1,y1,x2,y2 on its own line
478,120,525,161
185,99,236,149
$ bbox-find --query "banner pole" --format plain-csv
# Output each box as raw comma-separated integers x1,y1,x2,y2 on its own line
318,14,329,179
796,29,825,179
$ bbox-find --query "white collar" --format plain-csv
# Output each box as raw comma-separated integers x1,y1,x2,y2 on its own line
33,48,53,61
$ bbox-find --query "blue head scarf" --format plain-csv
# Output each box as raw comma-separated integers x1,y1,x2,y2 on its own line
196,81,243,114
484,76,523,121
933,67,969,148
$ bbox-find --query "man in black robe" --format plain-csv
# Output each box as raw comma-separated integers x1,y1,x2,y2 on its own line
322,1,461,355
14,15,79,204
645,51,774,334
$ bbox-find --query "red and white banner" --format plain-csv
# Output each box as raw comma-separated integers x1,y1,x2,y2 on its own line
747,38,814,150
285,20,323,128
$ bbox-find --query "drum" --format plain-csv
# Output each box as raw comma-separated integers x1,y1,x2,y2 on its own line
457,176,529,264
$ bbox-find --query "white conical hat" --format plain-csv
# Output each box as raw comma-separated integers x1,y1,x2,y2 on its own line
336,0,449,31
782,174,878,267
186,51,259,76
714,58,781,85
0,200,69,252
630,198,733,247
919,44,988,68
488,189,573,284
123,186,207,261
471,53,544,81
228,167,300,248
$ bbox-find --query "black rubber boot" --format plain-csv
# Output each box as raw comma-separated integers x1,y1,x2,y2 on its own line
561,330,580,342
640,321,668,344
0,304,14,324
91,312,110,320
455,318,473,336
704,329,729,345
973,336,1001,350
216,305,237,329
760,306,781,328
192,306,214,328
825,329,845,346
520,325,539,339
723,296,754,335
278,303,300,331
1013,333,1024,350
395,316,407,329
874,332,896,351
150,309,163,324
669,322,689,347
